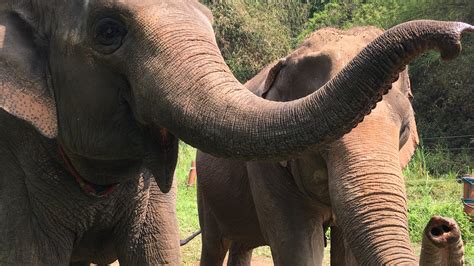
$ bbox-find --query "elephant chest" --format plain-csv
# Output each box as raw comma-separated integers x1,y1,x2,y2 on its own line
70,229,117,264
286,153,331,207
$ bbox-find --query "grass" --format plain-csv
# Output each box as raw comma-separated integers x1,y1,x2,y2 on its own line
404,146,474,264
175,142,473,264
174,143,200,264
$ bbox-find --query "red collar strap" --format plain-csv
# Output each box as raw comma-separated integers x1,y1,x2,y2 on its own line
58,146,118,198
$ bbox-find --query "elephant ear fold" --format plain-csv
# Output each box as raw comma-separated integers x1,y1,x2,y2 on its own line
399,114,419,169
259,52,333,101
257,58,286,98
398,68,418,168
398,68,414,101
190,1,214,24
0,13,57,138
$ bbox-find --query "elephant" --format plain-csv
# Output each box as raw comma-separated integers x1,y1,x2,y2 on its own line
1,0,473,264
196,26,468,265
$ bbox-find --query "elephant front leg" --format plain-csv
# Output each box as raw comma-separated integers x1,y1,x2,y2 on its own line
227,242,252,266
198,187,230,266
329,226,357,266
247,162,327,266
115,180,180,265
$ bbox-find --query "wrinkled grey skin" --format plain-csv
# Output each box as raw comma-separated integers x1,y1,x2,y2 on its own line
1,0,473,265
197,27,465,265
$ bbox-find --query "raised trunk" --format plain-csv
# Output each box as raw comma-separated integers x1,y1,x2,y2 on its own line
129,13,473,159
420,216,464,266
326,112,416,264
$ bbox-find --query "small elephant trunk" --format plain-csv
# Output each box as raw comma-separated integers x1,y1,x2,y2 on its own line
419,216,464,266
327,113,416,265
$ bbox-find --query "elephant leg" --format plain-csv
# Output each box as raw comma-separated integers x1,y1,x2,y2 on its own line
115,179,180,265
69,262,94,266
199,209,230,266
200,228,230,266
330,226,357,266
69,262,88,266
247,163,327,266
227,242,252,266
330,226,346,266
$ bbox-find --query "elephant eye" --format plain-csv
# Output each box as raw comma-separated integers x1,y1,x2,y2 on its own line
93,18,127,54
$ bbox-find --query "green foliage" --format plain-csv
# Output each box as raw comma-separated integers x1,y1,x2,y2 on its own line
404,146,473,263
299,0,473,162
405,143,472,177
297,1,403,43
209,3,291,82
206,2,311,82
405,2,474,155
174,142,201,263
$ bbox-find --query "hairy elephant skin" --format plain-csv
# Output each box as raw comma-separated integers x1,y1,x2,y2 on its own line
1,1,472,265
197,27,466,265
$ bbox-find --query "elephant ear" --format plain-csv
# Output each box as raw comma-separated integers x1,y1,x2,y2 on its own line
190,1,214,25
258,52,332,102
399,114,419,169
258,58,286,98
0,13,57,138
398,69,419,168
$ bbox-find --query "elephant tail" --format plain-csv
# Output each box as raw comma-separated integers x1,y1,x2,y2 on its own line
180,230,202,246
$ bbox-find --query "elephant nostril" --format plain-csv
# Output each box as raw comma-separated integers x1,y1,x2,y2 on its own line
431,227,443,237
441,225,451,233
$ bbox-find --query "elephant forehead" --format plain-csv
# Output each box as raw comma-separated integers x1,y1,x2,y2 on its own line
53,0,206,41
290,30,382,77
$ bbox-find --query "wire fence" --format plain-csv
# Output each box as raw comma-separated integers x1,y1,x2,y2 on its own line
422,134,474,140
419,134,473,152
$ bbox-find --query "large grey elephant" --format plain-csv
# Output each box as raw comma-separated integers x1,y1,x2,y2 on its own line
197,26,467,265
1,0,473,264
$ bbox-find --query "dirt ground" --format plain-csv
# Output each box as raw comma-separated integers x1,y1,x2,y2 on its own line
106,256,273,266
107,253,332,265
107,256,273,265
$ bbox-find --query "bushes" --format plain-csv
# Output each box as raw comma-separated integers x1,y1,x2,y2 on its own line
297,1,402,43
205,2,311,82
207,3,291,82
298,0,473,167
404,146,473,263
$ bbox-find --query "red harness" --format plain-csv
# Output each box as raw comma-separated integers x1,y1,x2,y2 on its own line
59,146,118,198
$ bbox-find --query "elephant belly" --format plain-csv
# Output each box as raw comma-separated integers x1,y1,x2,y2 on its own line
290,153,332,207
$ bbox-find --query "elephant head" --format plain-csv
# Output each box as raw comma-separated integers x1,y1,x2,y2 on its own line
249,27,464,264
1,1,472,194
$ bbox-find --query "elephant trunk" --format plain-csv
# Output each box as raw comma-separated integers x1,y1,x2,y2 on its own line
420,216,464,265
327,113,416,264
128,13,473,160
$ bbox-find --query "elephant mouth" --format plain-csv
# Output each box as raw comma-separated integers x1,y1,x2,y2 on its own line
59,146,120,198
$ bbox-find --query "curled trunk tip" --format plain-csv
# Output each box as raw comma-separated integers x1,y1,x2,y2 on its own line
423,216,461,248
